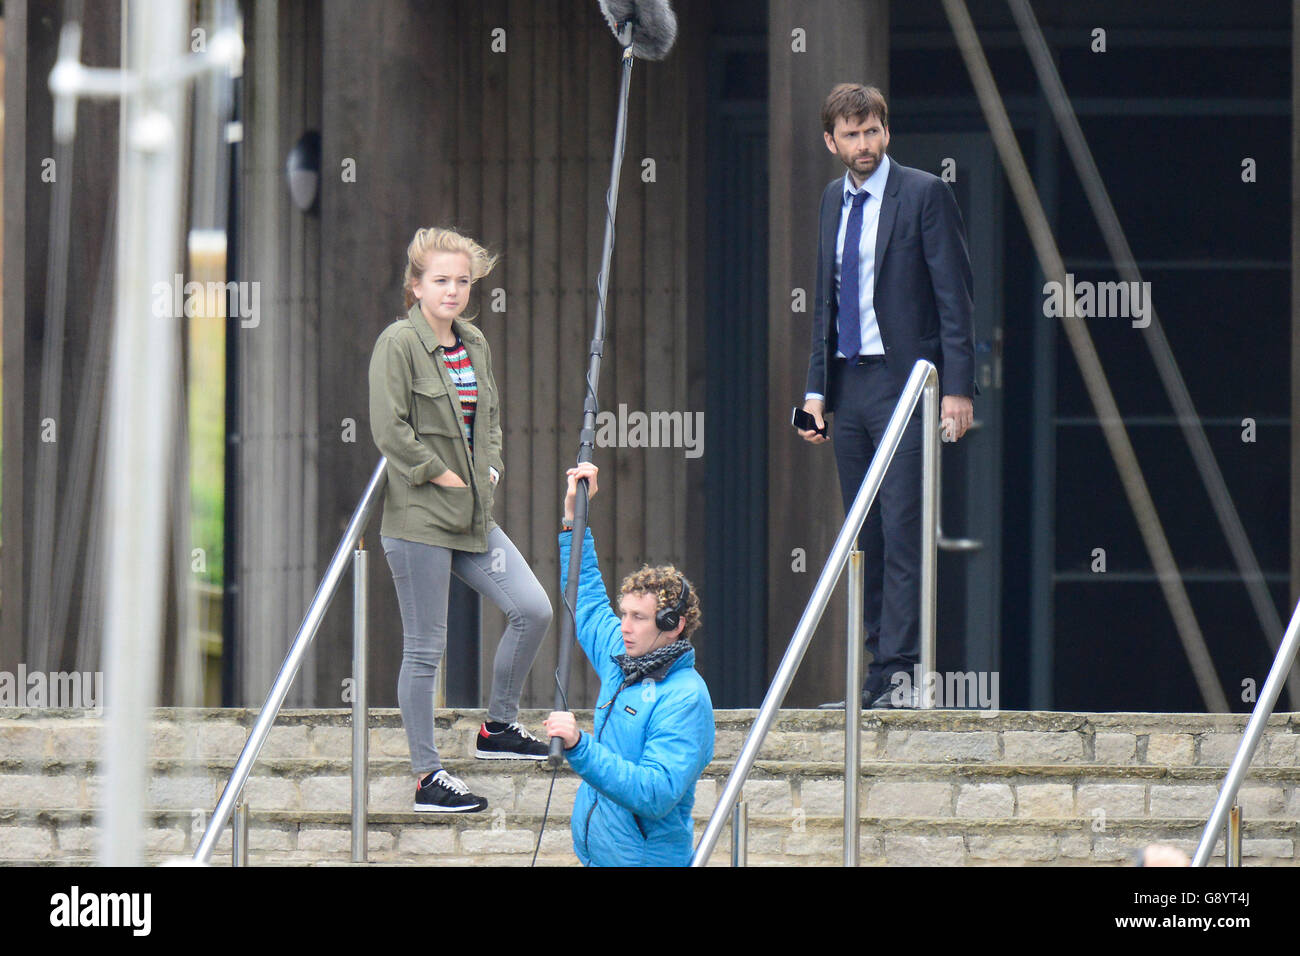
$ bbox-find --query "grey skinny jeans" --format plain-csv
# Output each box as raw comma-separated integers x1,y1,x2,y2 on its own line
382,527,553,775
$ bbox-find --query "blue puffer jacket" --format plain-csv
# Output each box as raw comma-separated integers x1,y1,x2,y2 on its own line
558,528,715,867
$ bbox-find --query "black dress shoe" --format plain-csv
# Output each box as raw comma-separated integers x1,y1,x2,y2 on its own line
871,685,919,709
818,686,883,710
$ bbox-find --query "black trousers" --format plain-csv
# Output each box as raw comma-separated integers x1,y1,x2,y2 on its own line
831,357,922,697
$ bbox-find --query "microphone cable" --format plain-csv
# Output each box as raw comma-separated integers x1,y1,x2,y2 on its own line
533,268,608,866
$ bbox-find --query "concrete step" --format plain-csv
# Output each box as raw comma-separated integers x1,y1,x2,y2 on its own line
3,707,1298,767
3,756,1298,824
2,808,1295,867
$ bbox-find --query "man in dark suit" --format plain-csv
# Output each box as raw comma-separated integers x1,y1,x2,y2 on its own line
798,84,976,709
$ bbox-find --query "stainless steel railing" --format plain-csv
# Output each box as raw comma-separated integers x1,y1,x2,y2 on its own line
351,542,370,863
693,359,941,866
193,458,388,864
1192,596,1300,866
844,549,864,865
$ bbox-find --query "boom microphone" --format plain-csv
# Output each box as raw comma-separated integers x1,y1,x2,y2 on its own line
548,0,674,772
597,0,678,61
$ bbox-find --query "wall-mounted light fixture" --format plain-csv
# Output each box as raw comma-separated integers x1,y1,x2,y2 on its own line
285,130,321,214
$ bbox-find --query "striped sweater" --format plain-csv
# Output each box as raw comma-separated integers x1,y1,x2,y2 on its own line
441,337,478,452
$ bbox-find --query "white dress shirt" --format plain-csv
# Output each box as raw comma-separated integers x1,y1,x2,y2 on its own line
806,153,891,403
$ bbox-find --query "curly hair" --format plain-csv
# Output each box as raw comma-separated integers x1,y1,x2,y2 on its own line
619,564,701,639
402,226,499,316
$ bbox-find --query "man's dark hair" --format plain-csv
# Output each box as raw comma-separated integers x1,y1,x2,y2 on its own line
821,83,889,135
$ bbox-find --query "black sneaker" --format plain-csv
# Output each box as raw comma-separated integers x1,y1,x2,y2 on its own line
414,770,488,813
473,721,549,760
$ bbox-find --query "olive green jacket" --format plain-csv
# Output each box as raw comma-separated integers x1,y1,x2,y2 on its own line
368,304,503,551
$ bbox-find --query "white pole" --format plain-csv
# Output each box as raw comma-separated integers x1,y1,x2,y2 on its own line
99,0,190,866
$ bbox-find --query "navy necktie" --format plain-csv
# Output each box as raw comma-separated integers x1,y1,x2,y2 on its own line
838,189,870,359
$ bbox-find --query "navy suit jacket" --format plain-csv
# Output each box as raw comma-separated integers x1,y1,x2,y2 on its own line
805,160,977,414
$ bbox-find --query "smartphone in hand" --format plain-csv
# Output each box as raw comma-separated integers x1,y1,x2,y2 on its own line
791,407,827,436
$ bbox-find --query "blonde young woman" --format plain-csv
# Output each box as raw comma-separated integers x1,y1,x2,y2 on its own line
369,227,553,813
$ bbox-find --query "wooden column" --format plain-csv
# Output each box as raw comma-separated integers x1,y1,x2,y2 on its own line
1,5,26,670
236,0,322,706
1,1,120,674
767,0,889,705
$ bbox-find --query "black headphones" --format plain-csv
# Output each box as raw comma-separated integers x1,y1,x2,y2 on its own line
654,575,690,634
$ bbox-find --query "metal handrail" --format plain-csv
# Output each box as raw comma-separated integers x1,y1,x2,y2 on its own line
1192,597,1300,866
351,545,370,862
844,550,864,865
691,360,940,866
193,457,388,863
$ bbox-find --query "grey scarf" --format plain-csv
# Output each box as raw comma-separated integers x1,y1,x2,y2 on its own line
610,638,692,689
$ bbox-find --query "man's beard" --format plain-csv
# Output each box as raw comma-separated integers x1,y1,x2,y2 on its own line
844,148,882,177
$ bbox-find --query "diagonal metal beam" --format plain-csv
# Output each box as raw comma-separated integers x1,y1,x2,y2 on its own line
941,0,1229,710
